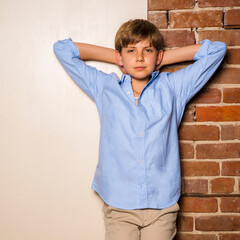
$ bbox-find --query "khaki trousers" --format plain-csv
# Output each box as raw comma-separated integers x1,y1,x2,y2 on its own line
102,203,179,240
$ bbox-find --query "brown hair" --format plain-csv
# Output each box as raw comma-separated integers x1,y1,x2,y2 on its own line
115,19,164,53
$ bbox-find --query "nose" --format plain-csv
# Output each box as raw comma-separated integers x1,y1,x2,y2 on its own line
136,51,144,62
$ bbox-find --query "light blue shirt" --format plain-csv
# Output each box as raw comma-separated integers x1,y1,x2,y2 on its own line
54,39,226,210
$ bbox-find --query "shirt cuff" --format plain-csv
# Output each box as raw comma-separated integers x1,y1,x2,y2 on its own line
67,38,81,58
193,39,211,61
56,38,81,58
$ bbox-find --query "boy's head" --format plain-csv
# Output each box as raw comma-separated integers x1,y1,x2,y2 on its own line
115,19,164,53
115,19,164,83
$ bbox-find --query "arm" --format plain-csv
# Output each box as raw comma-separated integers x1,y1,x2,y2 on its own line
168,40,227,106
73,42,127,73
53,38,111,101
73,42,116,64
158,44,202,69
74,42,202,66
73,42,202,71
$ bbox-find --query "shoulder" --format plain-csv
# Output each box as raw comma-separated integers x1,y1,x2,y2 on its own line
154,71,175,89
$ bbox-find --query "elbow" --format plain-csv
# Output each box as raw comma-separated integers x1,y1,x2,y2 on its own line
53,39,68,57
53,40,68,60
53,41,62,58
211,41,227,58
53,38,79,60
219,41,227,56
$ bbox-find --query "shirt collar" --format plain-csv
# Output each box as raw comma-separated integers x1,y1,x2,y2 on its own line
121,74,131,84
120,70,160,85
151,70,160,79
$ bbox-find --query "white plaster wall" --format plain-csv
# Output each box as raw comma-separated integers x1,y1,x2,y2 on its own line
0,0,147,239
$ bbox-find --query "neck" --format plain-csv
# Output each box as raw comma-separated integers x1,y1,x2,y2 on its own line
131,78,149,94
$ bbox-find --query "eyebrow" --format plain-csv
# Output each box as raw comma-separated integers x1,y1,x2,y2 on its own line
126,45,153,48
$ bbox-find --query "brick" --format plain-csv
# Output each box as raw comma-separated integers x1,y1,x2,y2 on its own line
226,49,240,64
170,11,223,28
196,143,240,159
198,0,240,8
181,105,195,122
225,9,240,28
179,125,219,141
221,197,240,212
148,11,167,29
148,0,195,10
219,234,240,240
222,161,240,176
183,179,208,194
239,178,240,192
191,88,221,104
211,68,240,84
176,233,217,240
179,197,218,213
221,125,240,140
177,215,193,232
195,216,240,231
179,142,194,159
223,88,240,103
211,178,235,193
199,30,240,46
160,30,195,47
181,161,220,176
196,106,240,122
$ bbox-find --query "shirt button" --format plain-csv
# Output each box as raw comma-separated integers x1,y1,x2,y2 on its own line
139,159,142,163
127,91,131,95
139,132,143,136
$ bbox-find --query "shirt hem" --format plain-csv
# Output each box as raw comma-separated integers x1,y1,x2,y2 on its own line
91,184,181,210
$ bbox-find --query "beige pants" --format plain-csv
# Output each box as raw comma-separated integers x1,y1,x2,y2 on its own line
102,203,179,240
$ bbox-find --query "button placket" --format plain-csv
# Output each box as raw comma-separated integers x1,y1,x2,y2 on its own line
122,80,134,102
136,104,148,206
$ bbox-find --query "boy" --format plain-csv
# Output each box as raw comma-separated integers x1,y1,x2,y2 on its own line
54,19,226,240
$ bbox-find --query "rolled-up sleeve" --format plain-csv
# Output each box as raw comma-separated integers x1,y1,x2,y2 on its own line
53,38,108,102
169,39,227,105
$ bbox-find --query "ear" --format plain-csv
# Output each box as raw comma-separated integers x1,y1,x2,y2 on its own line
115,50,127,74
156,49,164,66
115,50,123,67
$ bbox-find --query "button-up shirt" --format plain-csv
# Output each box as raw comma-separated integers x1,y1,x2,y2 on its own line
54,39,226,210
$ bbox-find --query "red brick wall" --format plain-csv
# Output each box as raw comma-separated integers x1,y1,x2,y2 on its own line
148,1,240,239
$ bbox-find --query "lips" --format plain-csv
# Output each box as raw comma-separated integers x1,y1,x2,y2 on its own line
134,66,146,71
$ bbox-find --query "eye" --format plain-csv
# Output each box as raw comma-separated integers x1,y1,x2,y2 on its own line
145,48,153,53
127,49,134,53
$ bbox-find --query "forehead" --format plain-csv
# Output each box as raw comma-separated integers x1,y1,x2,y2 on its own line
126,38,153,48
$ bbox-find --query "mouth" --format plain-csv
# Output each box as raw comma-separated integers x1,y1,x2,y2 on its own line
134,66,146,71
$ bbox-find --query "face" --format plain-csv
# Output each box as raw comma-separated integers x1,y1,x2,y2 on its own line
116,39,163,83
